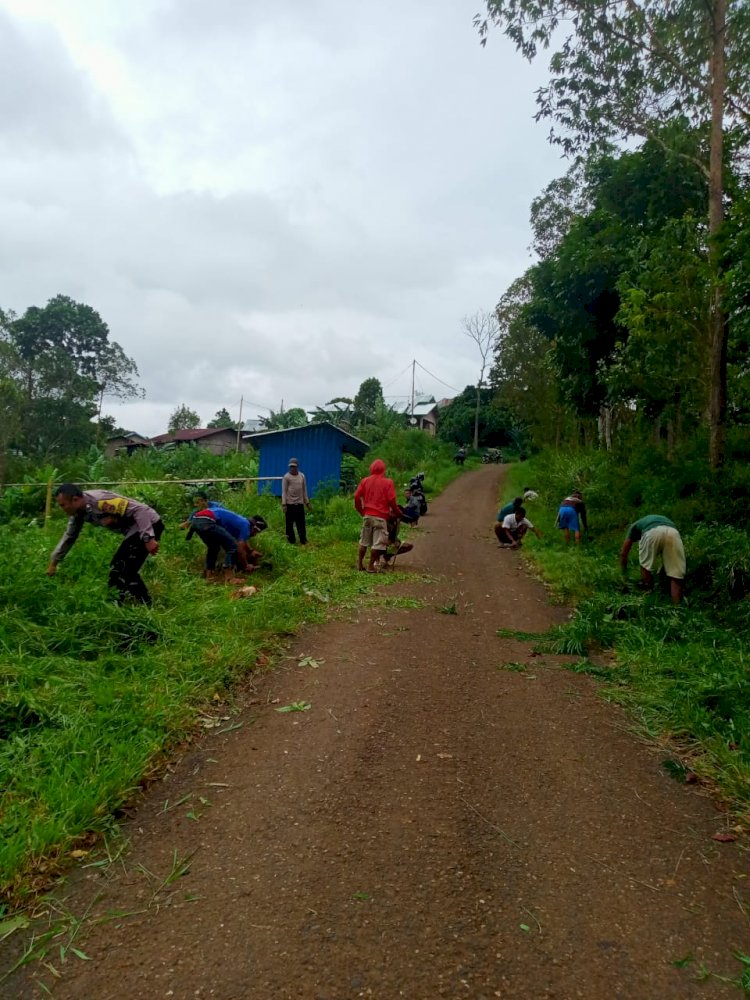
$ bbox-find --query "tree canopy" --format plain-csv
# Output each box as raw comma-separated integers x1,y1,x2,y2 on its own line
353,378,385,423
0,296,142,472
487,135,750,455
208,407,236,429
168,404,201,433
477,0,750,465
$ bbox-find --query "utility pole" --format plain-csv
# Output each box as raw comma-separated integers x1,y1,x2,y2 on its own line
235,396,244,453
410,359,416,422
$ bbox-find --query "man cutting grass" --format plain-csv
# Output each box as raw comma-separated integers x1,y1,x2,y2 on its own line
47,484,163,605
620,514,686,604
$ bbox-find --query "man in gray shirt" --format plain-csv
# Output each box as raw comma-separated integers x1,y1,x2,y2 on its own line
281,458,311,544
46,483,164,605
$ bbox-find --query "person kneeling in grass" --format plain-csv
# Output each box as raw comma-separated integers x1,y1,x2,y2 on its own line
498,506,542,549
46,483,164,605
494,496,523,543
620,514,685,604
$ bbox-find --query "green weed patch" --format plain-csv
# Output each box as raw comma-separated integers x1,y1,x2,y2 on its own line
503,453,750,819
0,430,461,904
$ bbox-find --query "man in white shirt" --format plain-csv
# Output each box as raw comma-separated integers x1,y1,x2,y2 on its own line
281,458,311,544
498,507,543,549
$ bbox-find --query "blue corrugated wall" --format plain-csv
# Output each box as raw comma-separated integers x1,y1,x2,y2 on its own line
255,425,351,498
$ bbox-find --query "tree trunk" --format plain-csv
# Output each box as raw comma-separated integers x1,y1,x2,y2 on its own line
598,405,612,451
707,0,727,469
666,419,675,461
474,376,482,451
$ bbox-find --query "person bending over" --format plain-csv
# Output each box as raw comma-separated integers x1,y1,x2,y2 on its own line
47,484,163,605
620,514,685,604
557,490,588,545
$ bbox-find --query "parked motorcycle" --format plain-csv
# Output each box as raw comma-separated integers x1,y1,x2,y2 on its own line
407,472,428,515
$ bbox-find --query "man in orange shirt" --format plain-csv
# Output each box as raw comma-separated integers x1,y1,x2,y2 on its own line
354,459,401,572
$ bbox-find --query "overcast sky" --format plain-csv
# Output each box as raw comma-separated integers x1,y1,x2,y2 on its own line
1,0,563,435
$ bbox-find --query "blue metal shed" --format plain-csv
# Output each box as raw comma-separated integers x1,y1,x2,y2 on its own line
243,423,370,498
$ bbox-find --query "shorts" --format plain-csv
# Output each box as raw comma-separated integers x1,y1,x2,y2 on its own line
359,516,388,551
558,506,580,531
638,526,686,579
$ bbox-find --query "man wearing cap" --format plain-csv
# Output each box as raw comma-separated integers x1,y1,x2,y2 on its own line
282,458,311,545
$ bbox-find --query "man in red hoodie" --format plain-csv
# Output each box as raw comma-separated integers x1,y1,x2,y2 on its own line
354,458,401,572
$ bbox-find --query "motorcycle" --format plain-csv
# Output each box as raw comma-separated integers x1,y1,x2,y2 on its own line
407,472,428,516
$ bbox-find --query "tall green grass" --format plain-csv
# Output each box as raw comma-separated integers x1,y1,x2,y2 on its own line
0,489,363,900
502,451,750,815
0,432,464,902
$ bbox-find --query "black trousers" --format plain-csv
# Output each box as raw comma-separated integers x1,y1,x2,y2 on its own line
195,523,239,571
285,504,307,544
108,521,164,605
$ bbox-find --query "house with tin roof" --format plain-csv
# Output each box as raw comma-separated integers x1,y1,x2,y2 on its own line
391,395,440,435
149,427,243,455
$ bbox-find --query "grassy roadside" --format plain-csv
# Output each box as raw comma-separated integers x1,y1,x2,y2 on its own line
500,454,750,824
0,436,464,909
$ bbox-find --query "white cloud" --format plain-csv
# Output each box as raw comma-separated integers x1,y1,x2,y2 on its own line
0,0,564,436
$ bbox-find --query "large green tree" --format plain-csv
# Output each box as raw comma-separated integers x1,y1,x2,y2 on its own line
208,407,236,429
10,295,141,414
0,297,141,461
353,378,385,423
168,404,201,433
611,216,709,451
477,0,750,466
437,385,511,448
724,188,750,422
512,141,710,437
491,276,574,449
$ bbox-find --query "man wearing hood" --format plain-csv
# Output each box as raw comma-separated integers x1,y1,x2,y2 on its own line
354,459,401,572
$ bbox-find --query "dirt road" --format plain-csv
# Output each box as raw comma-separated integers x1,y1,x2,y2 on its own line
8,466,748,999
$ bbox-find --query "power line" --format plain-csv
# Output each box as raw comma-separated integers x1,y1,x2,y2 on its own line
241,399,274,413
381,361,415,390
414,361,462,393
381,359,462,396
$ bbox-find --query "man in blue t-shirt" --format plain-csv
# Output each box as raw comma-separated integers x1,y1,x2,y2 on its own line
186,493,266,577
